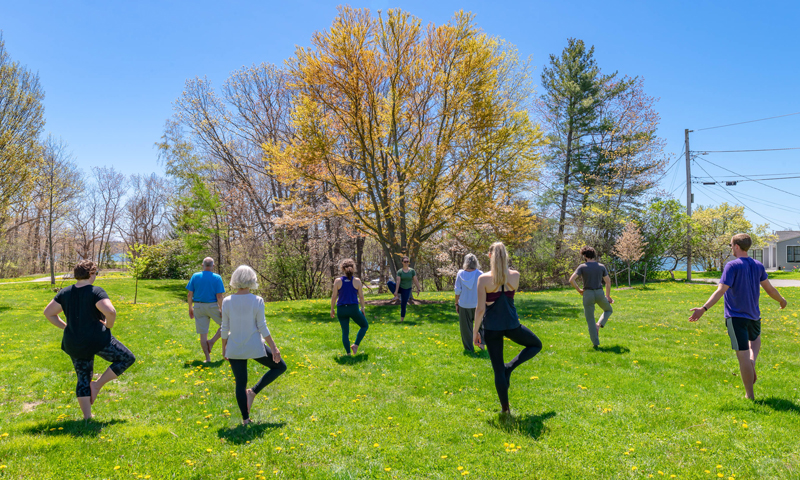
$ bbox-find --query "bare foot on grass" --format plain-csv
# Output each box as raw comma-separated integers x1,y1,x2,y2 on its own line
351,344,359,355
90,381,100,405
246,389,256,414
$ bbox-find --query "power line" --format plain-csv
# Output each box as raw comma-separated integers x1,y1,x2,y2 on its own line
696,147,800,153
694,156,800,199
691,161,792,229
696,111,800,131
695,183,791,230
692,172,800,178
653,145,686,186
694,175,800,183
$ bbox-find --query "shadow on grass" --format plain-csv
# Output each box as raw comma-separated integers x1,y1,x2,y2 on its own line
488,411,556,440
462,349,489,359
183,359,226,369
594,345,630,354
285,296,578,326
145,282,189,302
218,421,286,444
0,304,10,312
757,397,800,414
334,353,369,365
24,418,126,437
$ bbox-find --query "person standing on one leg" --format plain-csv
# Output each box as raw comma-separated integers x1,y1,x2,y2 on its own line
331,258,369,355
43,260,136,420
473,242,543,414
393,256,422,322
187,257,225,362
689,233,787,401
455,253,484,353
222,265,287,425
569,246,614,349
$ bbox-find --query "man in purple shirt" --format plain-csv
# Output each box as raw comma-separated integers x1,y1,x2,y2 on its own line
689,233,787,400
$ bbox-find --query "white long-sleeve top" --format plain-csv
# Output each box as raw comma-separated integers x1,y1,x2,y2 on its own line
454,269,483,309
221,293,271,359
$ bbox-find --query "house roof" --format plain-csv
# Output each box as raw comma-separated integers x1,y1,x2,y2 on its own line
775,231,800,243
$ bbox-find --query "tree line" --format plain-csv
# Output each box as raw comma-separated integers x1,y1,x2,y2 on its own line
0,10,771,296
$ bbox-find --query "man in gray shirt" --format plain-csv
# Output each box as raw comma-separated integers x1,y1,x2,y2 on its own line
569,246,614,348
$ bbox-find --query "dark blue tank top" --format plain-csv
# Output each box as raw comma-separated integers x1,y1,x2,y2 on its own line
482,284,520,331
337,276,359,305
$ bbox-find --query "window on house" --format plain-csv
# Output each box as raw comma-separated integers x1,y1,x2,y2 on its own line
752,249,762,262
788,246,800,263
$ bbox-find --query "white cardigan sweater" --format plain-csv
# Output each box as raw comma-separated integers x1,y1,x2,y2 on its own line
221,294,271,359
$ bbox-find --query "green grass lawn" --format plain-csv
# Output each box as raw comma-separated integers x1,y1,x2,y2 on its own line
672,270,800,280
0,279,799,479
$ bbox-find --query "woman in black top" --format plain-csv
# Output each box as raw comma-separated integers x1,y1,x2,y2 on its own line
43,260,136,420
473,242,542,414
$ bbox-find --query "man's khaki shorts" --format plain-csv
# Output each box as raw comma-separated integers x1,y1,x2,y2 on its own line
194,303,221,334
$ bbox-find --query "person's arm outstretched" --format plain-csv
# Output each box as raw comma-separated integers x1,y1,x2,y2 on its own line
761,279,788,309
43,300,66,330
330,278,341,318
689,283,729,321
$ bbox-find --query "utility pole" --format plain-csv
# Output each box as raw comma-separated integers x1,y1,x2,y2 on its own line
685,128,693,281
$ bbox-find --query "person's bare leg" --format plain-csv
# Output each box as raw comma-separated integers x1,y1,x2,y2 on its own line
246,388,256,414
77,397,92,420
90,367,118,404
735,350,755,400
199,334,210,362
749,336,761,383
207,328,221,354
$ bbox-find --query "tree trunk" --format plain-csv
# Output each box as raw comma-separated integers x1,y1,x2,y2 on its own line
627,261,631,287
554,128,574,256
356,235,364,280
134,277,139,304
643,262,647,286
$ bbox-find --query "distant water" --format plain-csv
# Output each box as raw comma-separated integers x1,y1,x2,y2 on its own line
660,258,705,272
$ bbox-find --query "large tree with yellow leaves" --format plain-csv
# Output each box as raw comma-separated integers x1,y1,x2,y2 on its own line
267,8,545,274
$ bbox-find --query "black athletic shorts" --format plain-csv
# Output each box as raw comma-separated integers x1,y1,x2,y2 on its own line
725,317,761,351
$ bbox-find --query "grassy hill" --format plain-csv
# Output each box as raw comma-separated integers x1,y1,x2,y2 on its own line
0,279,798,479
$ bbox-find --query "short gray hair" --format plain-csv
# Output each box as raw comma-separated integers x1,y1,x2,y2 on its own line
230,265,258,290
463,253,480,270
202,257,214,267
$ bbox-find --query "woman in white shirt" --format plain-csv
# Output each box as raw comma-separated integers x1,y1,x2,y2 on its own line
454,253,484,352
221,265,287,425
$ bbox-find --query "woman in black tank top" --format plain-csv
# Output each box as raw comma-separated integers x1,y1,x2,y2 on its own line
473,242,542,414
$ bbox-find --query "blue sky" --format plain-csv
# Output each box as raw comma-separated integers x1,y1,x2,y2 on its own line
2,0,799,229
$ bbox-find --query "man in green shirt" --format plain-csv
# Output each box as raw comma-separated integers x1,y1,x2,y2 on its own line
392,256,422,322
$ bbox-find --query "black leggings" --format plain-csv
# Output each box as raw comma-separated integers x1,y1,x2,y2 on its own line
70,337,136,398
484,325,542,410
228,345,287,421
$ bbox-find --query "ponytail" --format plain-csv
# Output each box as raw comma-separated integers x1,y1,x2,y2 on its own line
340,258,356,280
489,242,508,288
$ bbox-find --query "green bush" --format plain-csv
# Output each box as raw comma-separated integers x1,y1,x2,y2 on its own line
128,239,195,280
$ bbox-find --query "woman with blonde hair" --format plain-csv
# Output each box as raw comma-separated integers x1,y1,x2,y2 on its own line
473,242,542,414
221,265,287,425
330,258,369,355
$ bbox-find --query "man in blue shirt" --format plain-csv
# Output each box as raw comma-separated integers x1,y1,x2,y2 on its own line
689,234,787,400
187,257,226,362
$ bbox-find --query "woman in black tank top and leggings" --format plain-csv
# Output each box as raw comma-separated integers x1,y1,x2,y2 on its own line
473,242,542,414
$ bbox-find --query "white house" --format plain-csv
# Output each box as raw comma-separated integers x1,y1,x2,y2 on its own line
753,230,800,270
